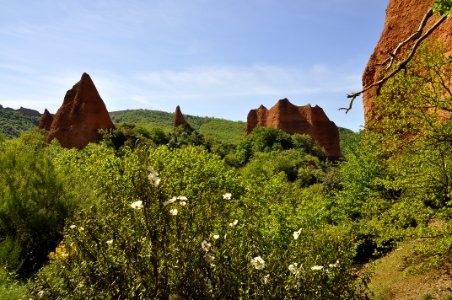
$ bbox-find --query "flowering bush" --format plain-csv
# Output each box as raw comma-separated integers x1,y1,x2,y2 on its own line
31,146,368,298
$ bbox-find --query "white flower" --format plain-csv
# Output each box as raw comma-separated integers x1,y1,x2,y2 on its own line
69,224,77,229
106,239,113,245
201,240,211,252
250,256,265,270
222,193,232,200
293,228,302,240
311,265,323,271
329,260,339,268
169,209,178,216
130,200,143,209
148,167,160,187
177,196,188,201
163,197,177,206
263,274,270,284
229,219,238,227
212,234,220,240
288,263,299,274
204,253,215,263
179,201,187,206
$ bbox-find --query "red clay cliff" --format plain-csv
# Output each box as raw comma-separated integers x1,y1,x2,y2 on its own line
363,0,452,124
246,99,342,159
46,73,114,148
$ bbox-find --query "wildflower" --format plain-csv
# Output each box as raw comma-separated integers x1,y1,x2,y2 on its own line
288,263,299,274
130,200,143,209
250,256,266,270
201,240,211,252
222,193,232,200
177,196,188,201
329,260,339,268
179,200,187,206
229,219,238,227
212,234,220,240
205,254,215,264
148,167,160,187
69,224,77,229
169,209,178,216
106,239,113,245
37,290,46,299
311,265,323,271
163,197,177,206
293,228,302,240
263,274,270,284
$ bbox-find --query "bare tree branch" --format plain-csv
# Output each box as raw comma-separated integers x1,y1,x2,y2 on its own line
340,8,448,113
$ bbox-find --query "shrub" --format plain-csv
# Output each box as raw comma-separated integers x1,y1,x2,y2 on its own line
31,146,368,298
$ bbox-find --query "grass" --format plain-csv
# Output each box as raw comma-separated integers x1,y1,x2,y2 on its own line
369,239,452,300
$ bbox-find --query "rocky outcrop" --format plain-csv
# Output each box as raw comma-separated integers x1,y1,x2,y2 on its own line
363,0,452,123
173,105,193,131
38,109,54,131
246,98,342,159
46,73,114,148
18,107,40,117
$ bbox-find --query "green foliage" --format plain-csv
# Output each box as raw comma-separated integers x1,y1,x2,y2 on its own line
110,109,247,145
31,146,368,298
0,106,40,138
334,43,452,262
433,0,452,16
227,127,327,167
0,131,76,278
0,268,29,300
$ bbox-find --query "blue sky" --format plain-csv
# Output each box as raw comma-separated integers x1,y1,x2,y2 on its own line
0,0,388,131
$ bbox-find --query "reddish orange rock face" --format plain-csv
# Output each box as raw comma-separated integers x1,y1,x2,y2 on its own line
363,0,452,124
173,105,188,127
46,73,114,148
246,98,342,160
38,109,54,131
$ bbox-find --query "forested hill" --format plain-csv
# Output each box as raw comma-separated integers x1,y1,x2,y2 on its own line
0,106,357,147
110,109,247,145
0,105,40,138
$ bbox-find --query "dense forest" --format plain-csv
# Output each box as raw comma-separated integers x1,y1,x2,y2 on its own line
0,44,451,299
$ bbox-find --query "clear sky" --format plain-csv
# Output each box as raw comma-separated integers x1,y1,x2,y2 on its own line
0,0,388,131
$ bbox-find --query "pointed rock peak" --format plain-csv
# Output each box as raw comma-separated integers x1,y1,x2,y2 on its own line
258,104,267,110
46,73,114,149
173,105,193,131
38,109,54,131
274,98,297,110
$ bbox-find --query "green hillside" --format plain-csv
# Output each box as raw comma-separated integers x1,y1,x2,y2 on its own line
0,106,40,138
110,109,247,145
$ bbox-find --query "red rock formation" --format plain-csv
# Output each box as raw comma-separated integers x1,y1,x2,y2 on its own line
173,105,193,131
363,0,452,124
246,98,342,159
38,109,54,131
46,73,114,148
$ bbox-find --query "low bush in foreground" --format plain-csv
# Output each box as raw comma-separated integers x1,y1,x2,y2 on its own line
31,146,368,299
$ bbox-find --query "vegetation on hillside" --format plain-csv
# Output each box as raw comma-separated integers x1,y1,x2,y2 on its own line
0,106,40,138
0,43,451,299
110,109,247,145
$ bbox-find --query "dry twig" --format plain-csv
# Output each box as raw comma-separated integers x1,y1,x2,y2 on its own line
340,8,448,113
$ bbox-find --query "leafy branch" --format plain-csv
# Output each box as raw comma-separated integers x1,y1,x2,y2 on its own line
340,0,451,113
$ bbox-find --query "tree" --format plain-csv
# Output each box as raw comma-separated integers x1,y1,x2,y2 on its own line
341,0,452,113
